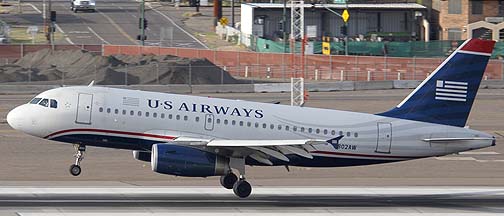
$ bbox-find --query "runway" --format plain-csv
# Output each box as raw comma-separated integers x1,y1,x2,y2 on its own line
0,187,502,215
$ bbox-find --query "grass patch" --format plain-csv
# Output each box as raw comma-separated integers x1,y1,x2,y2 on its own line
8,26,63,44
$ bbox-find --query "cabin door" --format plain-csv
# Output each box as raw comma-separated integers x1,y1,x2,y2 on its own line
75,93,93,124
375,122,392,153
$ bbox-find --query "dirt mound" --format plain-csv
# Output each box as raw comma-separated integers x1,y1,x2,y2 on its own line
0,49,240,85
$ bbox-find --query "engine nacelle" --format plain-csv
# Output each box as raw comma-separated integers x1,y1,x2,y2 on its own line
133,150,151,162
151,144,230,177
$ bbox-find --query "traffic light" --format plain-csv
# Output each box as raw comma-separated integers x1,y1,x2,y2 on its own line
136,35,147,40
50,11,56,22
340,25,347,36
138,18,148,29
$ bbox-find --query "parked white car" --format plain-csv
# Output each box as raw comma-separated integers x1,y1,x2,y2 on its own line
71,0,95,12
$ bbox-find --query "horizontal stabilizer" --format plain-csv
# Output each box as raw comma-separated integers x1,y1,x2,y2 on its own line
423,137,495,142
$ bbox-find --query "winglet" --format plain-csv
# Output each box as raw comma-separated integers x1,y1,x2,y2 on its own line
326,135,344,145
88,80,95,87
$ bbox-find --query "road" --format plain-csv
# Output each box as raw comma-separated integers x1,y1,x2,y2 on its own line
18,0,207,48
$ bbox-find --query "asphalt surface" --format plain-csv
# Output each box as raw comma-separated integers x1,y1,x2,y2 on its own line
13,0,207,48
0,187,502,215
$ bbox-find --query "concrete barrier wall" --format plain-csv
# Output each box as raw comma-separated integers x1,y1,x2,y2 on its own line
1,80,503,95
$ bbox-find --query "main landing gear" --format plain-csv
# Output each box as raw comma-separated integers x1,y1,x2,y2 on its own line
219,157,252,198
69,144,86,176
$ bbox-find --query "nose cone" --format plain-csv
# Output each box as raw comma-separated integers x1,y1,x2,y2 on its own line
7,106,25,131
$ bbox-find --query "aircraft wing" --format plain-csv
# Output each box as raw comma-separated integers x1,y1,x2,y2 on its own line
169,136,344,165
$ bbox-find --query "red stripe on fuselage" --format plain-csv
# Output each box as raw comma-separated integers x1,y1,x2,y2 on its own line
311,151,422,160
44,128,177,140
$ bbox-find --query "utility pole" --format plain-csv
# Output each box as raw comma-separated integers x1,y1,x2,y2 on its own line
140,0,145,46
231,0,234,27
282,0,287,53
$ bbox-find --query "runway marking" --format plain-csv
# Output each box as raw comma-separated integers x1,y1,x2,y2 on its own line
54,24,75,45
96,9,137,45
459,151,500,155
87,27,110,44
148,4,209,49
436,157,476,161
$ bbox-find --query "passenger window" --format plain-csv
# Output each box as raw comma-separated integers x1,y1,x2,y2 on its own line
138,111,142,116
161,113,165,119
347,132,351,137
38,99,49,107
224,119,228,125
293,126,297,131
354,132,358,138
262,123,267,129
169,114,173,119
153,113,157,118
195,117,200,122
255,123,259,128
176,115,180,120
247,122,251,127
270,124,274,129
308,128,312,133
316,129,320,134
239,121,244,126
217,119,221,124
130,110,134,116
50,99,58,108
339,131,344,136
99,107,104,112
146,112,150,117
232,120,236,125
184,116,188,121
285,125,289,131
30,98,42,104
278,125,282,130
122,110,126,115
107,108,111,113
301,127,305,132
115,109,119,114
207,118,212,123
324,129,328,135
331,130,336,135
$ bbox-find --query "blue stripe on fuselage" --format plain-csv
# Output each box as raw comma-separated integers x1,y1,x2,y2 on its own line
50,134,397,167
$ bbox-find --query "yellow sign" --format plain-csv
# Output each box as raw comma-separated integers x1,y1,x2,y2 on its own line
219,17,229,26
342,9,349,23
322,36,331,55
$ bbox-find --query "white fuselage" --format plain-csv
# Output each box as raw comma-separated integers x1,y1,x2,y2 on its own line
7,86,494,167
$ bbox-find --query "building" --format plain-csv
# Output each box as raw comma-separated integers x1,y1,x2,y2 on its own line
424,0,504,40
240,2,429,44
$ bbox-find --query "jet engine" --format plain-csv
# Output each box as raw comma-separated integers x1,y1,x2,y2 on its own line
151,144,230,177
133,150,151,162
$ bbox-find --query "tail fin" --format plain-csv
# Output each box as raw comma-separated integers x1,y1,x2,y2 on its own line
378,39,495,127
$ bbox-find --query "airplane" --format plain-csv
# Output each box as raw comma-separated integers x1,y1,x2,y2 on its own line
6,38,497,198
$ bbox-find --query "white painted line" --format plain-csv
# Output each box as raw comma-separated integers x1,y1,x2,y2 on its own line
16,213,504,216
54,24,75,45
460,151,500,155
435,157,476,161
26,3,42,14
65,38,75,45
476,160,504,163
54,24,65,34
149,5,209,49
87,26,110,44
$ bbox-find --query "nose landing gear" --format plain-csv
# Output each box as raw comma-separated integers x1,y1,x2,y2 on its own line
69,144,85,176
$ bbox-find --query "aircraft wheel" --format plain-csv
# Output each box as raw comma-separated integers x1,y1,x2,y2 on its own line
233,179,252,198
220,172,238,189
69,164,81,176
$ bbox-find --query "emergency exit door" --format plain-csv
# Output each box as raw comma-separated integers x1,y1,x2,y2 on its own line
75,93,93,124
204,114,214,131
376,122,392,153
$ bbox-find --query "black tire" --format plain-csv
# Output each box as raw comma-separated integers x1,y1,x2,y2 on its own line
220,173,238,189
69,164,81,176
233,180,252,198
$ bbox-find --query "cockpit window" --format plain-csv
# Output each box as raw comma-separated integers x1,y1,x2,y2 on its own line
50,99,58,108
38,99,49,107
30,98,42,104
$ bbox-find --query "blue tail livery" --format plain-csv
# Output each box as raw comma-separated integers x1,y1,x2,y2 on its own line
378,39,496,127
